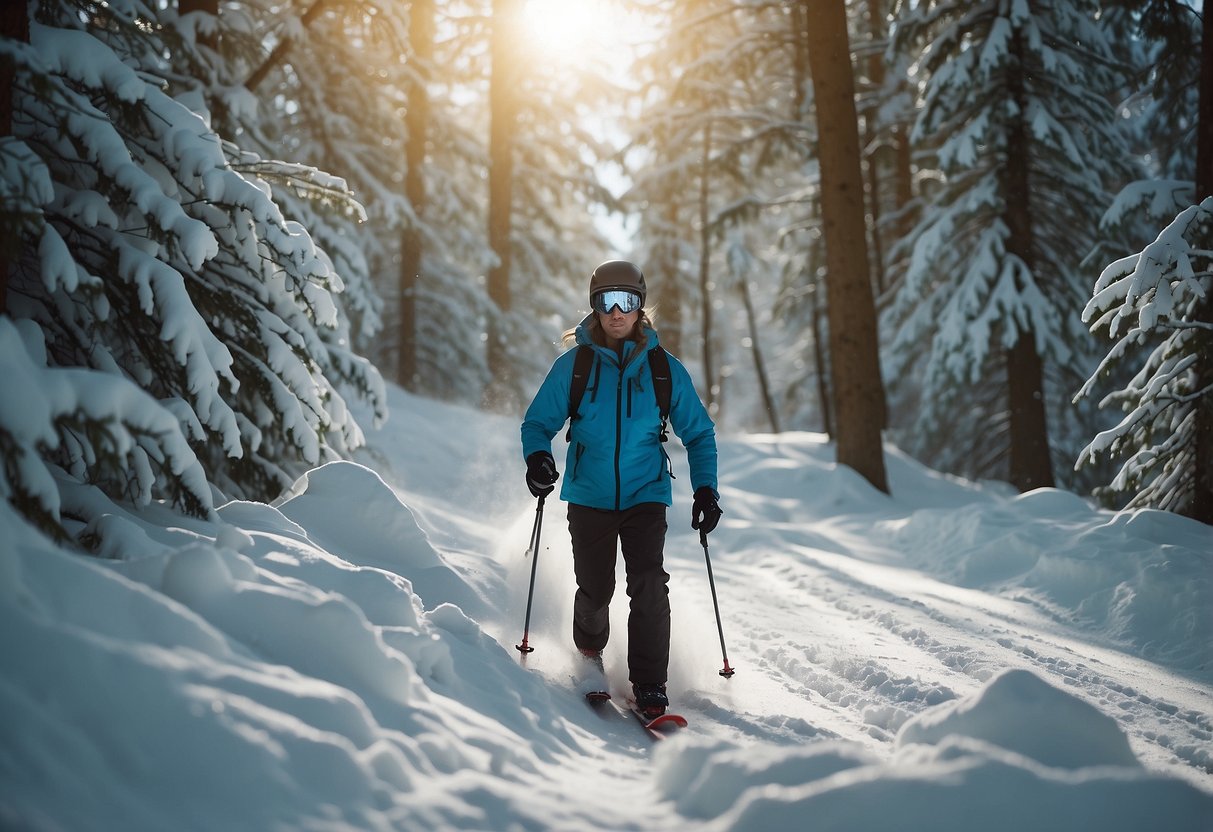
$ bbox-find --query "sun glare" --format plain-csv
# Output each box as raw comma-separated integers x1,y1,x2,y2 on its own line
521,0,636,64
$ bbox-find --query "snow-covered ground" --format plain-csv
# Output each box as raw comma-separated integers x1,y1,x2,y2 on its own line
2,384,1211,831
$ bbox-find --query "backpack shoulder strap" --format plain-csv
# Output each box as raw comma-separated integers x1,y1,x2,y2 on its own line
648,346,672,442
566,344,594,441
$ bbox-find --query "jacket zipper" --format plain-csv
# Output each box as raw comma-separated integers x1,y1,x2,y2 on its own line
613,357,623,510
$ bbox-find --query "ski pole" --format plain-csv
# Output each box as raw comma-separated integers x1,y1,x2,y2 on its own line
516,494,546,659
700,528,736,678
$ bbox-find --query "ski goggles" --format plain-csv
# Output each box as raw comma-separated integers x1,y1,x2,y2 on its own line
591,289,643,314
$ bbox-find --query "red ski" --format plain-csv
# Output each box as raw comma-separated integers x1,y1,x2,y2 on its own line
583,692,687,740
626,703,688,740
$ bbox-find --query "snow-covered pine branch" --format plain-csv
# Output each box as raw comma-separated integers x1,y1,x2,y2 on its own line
1,1,384,542
0,318,214,540
1076,197,1212,515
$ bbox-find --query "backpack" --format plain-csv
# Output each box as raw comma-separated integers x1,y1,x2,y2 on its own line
567,344,672,443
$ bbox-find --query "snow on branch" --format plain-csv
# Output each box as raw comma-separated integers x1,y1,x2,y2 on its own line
3,3,386,543
1076,197,1212,513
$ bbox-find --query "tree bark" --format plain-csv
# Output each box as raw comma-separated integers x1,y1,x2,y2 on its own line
398,0,434,391
804,0,889,493
1191,0,1212,522
484,0,522,408
1006,334,1053,490
1003,28,1055,492
893,122,913,243
0,0,29,318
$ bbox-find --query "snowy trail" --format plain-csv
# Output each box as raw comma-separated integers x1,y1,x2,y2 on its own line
416,531,1201,830
6,386,1211,831
456,421,1213,808
454,477,1212,829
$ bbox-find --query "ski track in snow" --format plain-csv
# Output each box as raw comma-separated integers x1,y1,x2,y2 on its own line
694,539,1212,786
448,423,1213,821
399,545,1207,829
390,417,1213,829
453,513,1212,830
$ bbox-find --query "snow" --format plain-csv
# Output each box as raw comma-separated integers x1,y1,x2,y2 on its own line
1,383,1211,831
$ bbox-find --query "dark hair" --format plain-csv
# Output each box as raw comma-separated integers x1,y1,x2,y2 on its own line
562,309,656,348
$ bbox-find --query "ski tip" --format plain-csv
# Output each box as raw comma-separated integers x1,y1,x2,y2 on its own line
638,711,687,731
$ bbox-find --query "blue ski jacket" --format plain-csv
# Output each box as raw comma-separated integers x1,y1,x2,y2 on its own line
521,320,718,510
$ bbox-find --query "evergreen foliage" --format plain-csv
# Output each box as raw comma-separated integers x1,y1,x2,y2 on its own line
627,1,822,426
0,0,384,540
884,0,1141,487
1074,0,1208,517
1,0,1207,527
1077,198,1212,515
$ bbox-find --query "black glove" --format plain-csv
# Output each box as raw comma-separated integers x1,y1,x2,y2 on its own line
691,486,722,534
525,451,559,498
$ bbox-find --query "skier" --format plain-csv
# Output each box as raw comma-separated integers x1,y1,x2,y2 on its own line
520,260,722,717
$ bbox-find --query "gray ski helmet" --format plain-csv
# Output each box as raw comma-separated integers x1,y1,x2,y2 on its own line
589,260,646,308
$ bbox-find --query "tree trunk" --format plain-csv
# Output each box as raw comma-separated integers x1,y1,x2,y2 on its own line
1191,0,1212,522
739,274,779,432
862,0,887,296
804,0,889,493
809,246,833,439
790,0,810,120
893,123,913,243
398,0,433,391
484,0,522,409
791,0,831,436
1006,335,1053,490
0,0,28,318
698,121,716,412
1003,29,1055,492
653,199,683,357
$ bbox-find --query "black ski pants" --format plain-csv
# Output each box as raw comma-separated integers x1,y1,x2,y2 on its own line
567,502,670,685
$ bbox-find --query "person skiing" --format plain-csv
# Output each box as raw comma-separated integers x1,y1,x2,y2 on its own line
520,260,721,717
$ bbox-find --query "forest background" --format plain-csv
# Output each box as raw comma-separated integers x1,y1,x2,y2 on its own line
0,0,1210,552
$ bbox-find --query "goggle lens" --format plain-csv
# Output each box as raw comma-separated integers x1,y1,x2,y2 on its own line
592,290,642,314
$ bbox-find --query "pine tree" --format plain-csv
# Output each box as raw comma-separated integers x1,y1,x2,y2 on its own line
804,0,888,493
201,0,497,404
481,0,621,410
627,0,821,423
0,0,384,541
1077,0,1211,520
886,0,1140,490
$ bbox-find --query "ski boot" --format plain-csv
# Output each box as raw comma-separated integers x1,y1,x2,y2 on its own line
632,683,669,718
